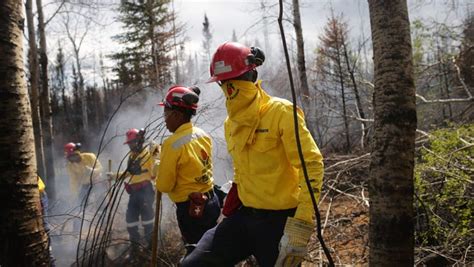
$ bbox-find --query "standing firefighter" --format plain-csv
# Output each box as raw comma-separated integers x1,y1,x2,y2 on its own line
108,128,158,257
64,142,103,231
182,42,324,267
156,85,221,255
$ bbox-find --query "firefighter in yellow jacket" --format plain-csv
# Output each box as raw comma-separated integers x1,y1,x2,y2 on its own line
156,85,221,254
181,42,324,267
64,143,103,207
108,128,158,255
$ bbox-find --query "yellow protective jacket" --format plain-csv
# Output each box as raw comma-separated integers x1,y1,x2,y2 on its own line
38,176,45,193
66,152,103,195
224,83,324,223
156,122,214,203
122,145,158,185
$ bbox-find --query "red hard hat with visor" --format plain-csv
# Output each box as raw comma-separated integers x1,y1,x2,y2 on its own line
159,86,200,115
64,142,81,157
207,42,265,83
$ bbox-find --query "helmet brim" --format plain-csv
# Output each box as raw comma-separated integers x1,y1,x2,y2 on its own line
206,76,219,83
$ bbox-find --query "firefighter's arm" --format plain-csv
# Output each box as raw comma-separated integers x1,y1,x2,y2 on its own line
144,153,157,180
155,142,179,193
83,154,103,183
277,106,324,266
281,106,324,223
145,142,161,179
149,142,161,160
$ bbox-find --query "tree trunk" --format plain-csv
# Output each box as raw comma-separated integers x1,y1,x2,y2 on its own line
0,0,50,264
26,0,47,179
335,36,351,153
292,0,316,138
368,0,416,266
36,0,56,199
342,40,368,148
74,49,88,132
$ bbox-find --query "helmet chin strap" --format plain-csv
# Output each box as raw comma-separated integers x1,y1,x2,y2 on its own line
251,69,258,83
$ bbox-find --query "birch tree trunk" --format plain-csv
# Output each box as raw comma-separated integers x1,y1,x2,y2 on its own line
25,0,47,179
368,0,416,265
0,0,50,264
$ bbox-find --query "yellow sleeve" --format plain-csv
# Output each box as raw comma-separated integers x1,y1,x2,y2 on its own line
148,144,160,178
280,106,324,223
143,152,156,179
38,176,46,193
83,153,103,181
149,142,161,160
156,140,180,193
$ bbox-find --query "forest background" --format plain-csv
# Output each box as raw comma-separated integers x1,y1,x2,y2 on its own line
1,0,472,265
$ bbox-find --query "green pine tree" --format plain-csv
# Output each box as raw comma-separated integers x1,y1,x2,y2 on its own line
112,0,175,88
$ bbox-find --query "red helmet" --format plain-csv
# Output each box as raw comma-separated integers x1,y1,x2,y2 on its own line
64,142,80,157
159,86,200,113
208,42,266,83
124,128,143,144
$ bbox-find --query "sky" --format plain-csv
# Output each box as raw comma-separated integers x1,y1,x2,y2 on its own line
40,0,472,87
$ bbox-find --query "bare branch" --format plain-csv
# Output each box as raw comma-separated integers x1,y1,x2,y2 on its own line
416,93,473,104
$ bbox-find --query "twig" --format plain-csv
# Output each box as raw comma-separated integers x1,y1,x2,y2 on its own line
325,153,370,171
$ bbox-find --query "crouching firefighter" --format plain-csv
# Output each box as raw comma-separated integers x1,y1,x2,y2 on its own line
107,128,159,256
156,85,221,256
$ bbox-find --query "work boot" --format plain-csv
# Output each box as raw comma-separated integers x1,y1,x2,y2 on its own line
124,243,140,264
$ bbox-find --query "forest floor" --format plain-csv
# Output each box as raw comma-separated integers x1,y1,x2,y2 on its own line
305,153,371,266
49,153,373,266
306,194,369,266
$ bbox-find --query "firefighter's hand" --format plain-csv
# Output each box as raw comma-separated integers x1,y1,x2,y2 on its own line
106,172,115,181
127,160,143,175
275,217,313,267
150,142,160,158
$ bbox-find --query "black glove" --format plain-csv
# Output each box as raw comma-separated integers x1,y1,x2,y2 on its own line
127,160,143,175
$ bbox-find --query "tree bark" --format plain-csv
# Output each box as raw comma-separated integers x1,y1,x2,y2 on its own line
75,49,88,132
334,31,351,153
292,0,316,138
26,0,47,179
368,0,416,266
0,0,50,264
342,40,368,148
36,0,56,199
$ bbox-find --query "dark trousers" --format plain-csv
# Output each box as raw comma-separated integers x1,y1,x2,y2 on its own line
176,191,220,245
126,181,155,246
180,207,295,267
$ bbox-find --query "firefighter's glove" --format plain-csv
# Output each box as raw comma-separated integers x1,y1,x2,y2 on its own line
275,217,313,267
127,160,143,175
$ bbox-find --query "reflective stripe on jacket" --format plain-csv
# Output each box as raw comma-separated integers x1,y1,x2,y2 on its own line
225,96,324,223
156,122,214,203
